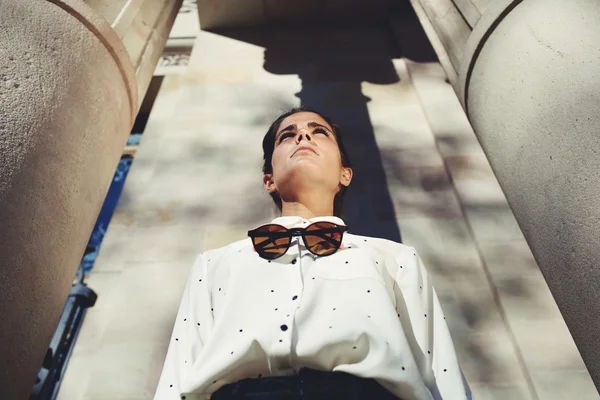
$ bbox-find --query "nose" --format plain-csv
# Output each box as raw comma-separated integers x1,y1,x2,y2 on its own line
295,129,312,143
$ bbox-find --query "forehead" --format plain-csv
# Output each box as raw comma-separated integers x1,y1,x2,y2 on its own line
277,112,333,132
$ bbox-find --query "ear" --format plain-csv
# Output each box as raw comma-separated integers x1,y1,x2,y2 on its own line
339,167,353,188
263,174,277,193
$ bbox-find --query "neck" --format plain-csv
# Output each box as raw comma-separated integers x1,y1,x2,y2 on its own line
280,191,335,219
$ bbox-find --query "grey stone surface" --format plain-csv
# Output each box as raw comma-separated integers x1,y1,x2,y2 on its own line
408,45,597,397
416,0,472,69
0,0,181,397
531,370,600,400
458,0,600,389
470,382,533,400
451,0,482,27
0,1,136,398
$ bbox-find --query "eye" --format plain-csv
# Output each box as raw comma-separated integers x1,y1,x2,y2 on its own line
278,132,294,143
314,128,329,136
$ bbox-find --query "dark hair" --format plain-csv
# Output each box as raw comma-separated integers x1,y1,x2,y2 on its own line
262,107,353,217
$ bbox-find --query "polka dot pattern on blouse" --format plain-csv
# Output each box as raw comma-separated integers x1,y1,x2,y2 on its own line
153,215,469,400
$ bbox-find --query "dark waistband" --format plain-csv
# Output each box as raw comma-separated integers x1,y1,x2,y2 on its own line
211,367,400,399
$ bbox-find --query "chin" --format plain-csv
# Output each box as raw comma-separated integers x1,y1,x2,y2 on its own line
283,165,324,184
289,160,321,173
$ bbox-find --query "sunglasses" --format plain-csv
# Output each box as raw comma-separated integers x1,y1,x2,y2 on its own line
248,221,348,260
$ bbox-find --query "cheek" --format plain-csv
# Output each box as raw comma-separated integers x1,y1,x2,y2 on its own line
270,146,288,177
323,143,343,169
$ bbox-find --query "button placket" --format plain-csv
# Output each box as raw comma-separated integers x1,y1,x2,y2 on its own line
290,237,304,309
269,237,301,374
275,235,302,348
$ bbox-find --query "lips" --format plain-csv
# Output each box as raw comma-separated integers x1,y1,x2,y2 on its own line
292,146,318,157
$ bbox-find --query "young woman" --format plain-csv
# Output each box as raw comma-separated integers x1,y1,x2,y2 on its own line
155,108,470,399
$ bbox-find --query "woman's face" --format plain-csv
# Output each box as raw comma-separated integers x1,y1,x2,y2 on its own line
264,112,352,200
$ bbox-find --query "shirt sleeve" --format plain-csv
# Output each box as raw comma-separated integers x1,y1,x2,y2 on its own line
393,248,471,400
154,252,213,399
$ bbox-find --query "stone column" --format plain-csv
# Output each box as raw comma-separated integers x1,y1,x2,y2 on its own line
0,0,180,398
456,0,600,389
409,0,600,389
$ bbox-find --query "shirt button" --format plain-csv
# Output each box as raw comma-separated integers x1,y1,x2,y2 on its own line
280,324,288,331
292,295,298,300
291,259,297,264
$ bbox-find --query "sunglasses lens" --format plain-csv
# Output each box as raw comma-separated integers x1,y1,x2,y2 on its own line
304,222,343,256
251,224,290,259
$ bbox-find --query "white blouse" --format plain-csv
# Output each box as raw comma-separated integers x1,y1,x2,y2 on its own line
154,216,470,400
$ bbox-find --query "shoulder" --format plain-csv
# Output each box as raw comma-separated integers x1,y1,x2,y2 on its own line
346,233,417,259
195,238,253,264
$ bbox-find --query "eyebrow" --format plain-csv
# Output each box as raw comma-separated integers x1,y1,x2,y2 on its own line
275,122,333,142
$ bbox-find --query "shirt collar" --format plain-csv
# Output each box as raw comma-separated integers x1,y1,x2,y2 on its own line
269,215,346,229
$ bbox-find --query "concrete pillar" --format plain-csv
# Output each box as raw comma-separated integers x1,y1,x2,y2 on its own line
457,0,600,389
0,0,180,398
410,0,600,389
